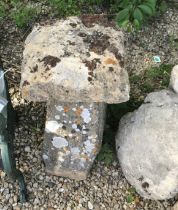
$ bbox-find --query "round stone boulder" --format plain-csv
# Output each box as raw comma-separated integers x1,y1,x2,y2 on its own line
116,89,178,200
170,65,178,94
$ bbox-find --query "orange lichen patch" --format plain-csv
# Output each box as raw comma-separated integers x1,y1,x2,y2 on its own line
22,89,29,98
92,144,101,155
81,154,89,160
64,106,69,113
75,118,81,125
63,148,69,152
56,129,64,135
104,58,117,65
92,148,99,155
75,107,83,116
134,197,140,205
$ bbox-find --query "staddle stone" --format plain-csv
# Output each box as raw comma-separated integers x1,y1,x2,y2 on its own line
21,17,130,180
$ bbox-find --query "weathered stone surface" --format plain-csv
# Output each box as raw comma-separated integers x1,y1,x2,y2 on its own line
170,65,178,94
172,201,178,210
43,101,106,180
116,89,178,200
20,17,129,103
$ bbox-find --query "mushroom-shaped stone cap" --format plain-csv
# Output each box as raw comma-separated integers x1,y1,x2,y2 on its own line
20,17,130,103
170,65,178,94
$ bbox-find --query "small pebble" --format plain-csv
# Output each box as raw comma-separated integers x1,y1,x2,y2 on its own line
24,146,31,152
88,201,93,210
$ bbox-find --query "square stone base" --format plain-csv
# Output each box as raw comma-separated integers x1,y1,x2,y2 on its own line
43,101,106,180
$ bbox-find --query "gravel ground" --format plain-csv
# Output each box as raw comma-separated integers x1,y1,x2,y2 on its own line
0,7,178,210
124,9,178,76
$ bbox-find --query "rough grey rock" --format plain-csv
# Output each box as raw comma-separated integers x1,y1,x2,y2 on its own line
43,101,106,180
20,16,129,104
172,201,178,210
170,65,178,94
116,89,178,200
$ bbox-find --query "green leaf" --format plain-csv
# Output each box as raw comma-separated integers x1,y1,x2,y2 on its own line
133,8,143,23
127,194,134,203
11,6,37,28
138,4,153,16
120,19,129,28
129,187,136,194
133,19,141,30
0,2,6,19
127,24,132,33
146,0,157,8
116,7,130,22
159,1,168,13
97,143,114,165
0,7,5,19
119,0,130,9
145,0,157,13
11,0,21,3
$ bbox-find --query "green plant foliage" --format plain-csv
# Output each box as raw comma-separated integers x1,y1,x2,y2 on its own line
0,3,6,19
126,187,137,203
47,0,81,16
130,64,174,105
10,0,21,5
158,0,168,12
128,187,136,194
126,194,134,203
0,0,173,28
11,6,37,27
144,64,173,89
96,127,116,165
169,35,178,49
0,0,39,27
85,0,103,5
97,143,115,165
116,0,170,31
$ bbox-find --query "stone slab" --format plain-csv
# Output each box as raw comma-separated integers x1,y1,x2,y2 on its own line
43,101,106,180
20,17,129,104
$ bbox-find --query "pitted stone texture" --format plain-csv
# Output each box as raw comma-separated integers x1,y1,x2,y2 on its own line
20,17,129,104
116,89,178,200
170,65,178,94
43,101,106,180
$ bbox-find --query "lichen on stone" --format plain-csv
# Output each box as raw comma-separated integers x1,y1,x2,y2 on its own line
52,136,68,149
21,17,129,104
